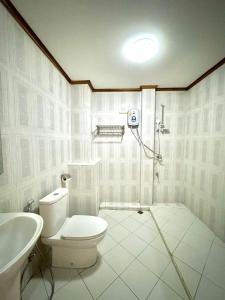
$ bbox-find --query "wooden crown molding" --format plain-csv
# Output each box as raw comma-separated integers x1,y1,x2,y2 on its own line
70,80,94,91
156,87,187,91
93,88,141,92
1,0,225,92
186,57,225,90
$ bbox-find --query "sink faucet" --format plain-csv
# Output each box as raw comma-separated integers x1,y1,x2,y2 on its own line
24,199,34,212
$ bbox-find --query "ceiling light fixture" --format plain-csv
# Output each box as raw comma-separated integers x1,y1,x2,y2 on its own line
122,34,159,63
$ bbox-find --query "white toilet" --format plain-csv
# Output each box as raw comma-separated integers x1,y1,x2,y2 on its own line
39,188,107,268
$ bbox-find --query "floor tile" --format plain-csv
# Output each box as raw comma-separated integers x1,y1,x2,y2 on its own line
53,276,92,300
171,215,195,228
134,224,158,243
110,210,131,222
100,209,117,216
98,234,117,256
214,237,225,248
152,208,172,219
195,276,225,300
120,217,142,232
208,243,225,266
147,280,183,300
121,259,159,300
108,224,130,242
43,267,78,296
188,219,215,241
138,245,170,277
98,210,108,217
22,273,48,300
144,217,158,231
174,241,209,273
120,234,148,257
101,215,117,229
204,252,225,289
161,262,188,299
161,260,201,299
131,211,151,223
103,244,134,274
150,206,160,213
174,258,201,297
27,207,225,300
161,223,187,240
150,233,179,255
81,258,117,299
98,277,138,300
181,230,213,252
152,215,169,227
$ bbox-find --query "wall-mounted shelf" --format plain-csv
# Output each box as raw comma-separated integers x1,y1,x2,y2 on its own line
92,125,125,143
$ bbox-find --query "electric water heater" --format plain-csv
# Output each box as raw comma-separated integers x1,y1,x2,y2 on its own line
127,109,140,127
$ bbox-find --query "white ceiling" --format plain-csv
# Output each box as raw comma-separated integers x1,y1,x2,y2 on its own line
12,0,225,88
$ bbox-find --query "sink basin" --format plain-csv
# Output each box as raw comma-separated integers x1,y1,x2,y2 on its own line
0,213,43,300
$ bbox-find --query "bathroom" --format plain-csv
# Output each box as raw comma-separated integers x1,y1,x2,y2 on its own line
0,0,225,299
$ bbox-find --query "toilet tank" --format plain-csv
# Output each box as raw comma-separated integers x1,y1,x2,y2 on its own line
39,188,69,237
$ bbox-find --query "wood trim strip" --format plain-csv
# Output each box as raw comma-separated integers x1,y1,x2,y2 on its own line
186,57,225,90
140,85,158,89
93,88,141,92
70,80,94,91
1,1,225,92
1,0,71,83
156,87,187,91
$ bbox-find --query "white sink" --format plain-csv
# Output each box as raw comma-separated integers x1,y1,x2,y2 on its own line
0,213,43,300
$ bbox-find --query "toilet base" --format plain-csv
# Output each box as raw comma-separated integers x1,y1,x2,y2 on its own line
52,245,98,268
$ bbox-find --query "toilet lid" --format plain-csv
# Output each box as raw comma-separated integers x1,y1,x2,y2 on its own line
62,215,108,240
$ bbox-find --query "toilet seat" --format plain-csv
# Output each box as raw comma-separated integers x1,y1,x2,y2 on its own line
61,215,107,241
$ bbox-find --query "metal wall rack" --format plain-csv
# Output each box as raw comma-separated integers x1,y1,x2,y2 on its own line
92,125,125,143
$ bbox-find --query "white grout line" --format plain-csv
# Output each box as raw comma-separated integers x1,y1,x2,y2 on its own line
148,208,193,300
78,272,95,300
192,237,215,300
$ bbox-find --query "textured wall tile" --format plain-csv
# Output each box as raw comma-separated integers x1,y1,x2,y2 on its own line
182,64,225,240
20,137,32,178
91,91,143,206
0,4,71,212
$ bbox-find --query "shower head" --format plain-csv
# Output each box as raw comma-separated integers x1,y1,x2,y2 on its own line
156,105,170,134
161,128,170,134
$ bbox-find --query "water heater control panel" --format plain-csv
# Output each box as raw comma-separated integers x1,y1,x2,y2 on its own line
127,109,140,127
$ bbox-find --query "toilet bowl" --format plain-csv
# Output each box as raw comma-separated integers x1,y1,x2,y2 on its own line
39,188,107,268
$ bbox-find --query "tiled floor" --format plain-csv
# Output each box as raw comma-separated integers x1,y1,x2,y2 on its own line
22,205,225,300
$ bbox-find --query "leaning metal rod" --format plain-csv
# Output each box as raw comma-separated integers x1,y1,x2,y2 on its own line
149,208,193,300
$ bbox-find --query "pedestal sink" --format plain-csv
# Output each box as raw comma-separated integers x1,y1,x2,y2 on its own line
0,213,43,300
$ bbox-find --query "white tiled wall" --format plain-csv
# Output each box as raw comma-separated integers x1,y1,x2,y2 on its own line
71,85,92,162
71,87,156,207
0,3,71,212
153,91,186,203
140,89,155,206
92,91,142,206
183,65,225,240
68,161,100,216
155,66,225,239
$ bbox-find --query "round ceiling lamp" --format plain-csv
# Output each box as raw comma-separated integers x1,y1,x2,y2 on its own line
122,34,159,63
